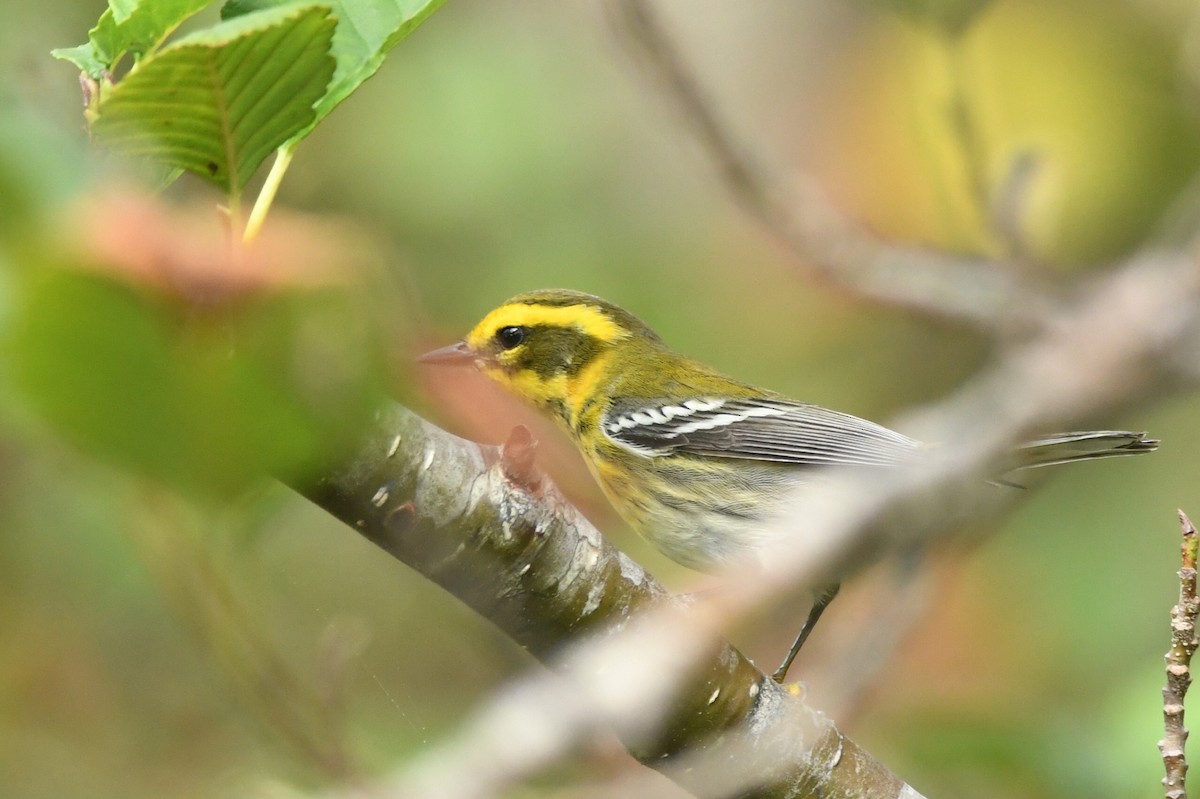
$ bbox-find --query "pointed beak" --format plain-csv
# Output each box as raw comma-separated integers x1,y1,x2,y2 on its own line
419,340,477,367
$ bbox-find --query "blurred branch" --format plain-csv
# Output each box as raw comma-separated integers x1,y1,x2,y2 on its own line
1161,510,1199,799
608,0,1044,329
291,406,926,799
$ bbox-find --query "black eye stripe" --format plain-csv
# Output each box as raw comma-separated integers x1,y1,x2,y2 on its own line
496,326,526,350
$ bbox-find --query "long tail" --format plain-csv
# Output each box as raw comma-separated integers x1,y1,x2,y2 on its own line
1006,430,1159,472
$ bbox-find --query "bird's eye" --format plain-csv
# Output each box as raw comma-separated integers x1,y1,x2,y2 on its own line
496,326,526,350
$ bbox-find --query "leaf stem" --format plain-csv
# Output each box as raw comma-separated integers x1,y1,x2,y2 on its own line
244,144,295,244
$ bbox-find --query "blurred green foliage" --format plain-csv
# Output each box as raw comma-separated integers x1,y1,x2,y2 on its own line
1,1,1198,798
8,269,386,495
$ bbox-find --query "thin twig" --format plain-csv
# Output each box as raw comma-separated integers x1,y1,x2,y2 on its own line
607,0,1044,328
1161,510,1200,799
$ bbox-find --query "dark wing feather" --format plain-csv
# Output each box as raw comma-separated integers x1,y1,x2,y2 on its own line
603,398,922,467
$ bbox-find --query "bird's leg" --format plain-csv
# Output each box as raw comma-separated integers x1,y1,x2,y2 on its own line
771,583,841,683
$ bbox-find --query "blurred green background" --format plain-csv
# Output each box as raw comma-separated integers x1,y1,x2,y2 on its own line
3,1,1200,797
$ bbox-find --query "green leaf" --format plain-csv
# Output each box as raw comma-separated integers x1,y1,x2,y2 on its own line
51,43,107,77
221,0,279,16
110,0,141,23
51,0,213,78
311,0,445,138
222,0,446,143
89,3,337,194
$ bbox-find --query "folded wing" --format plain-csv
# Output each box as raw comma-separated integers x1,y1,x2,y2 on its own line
603,397,922,467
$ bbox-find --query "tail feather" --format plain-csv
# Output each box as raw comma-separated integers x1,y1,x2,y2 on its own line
1008,430,1159,472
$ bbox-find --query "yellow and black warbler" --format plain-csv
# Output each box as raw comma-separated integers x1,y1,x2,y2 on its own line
422,289,1157,681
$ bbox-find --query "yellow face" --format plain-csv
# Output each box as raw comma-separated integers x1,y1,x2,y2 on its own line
416,290,648,427
464,302,627,354
459,301,627,416
422,289,665,426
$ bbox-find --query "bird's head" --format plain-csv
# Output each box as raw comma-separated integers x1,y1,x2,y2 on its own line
420,289,661,421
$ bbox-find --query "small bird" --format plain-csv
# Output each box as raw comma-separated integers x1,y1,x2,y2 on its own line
421,289,1157,681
